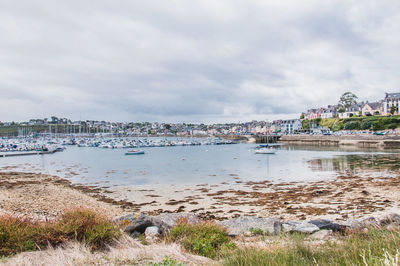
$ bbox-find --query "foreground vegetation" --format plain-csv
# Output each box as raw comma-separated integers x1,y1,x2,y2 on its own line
167,220,400,265
0,208,120,256
168,220,235,259
2,210,400,265
223,229,400,266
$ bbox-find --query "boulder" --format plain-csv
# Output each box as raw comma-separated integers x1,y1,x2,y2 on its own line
380,213,400,228
145,226,160,238
217,216,282,236
309,219,348,232
345,217,380,230
308,230,333,241
153,213,200,234
282,221,319,234
116,212,200,235
116,213,154,234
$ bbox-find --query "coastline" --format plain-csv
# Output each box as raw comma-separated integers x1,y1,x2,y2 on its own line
1,171,399,223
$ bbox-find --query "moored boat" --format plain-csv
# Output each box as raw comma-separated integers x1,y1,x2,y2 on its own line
255,148,276,154
125,150,145,155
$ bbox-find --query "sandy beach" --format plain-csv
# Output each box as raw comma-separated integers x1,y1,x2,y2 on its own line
1,171,399,222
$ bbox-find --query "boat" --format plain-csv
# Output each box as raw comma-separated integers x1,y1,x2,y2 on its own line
125,150,145,155
255,148,276,154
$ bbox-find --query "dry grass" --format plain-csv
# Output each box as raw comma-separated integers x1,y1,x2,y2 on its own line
1,235,213,266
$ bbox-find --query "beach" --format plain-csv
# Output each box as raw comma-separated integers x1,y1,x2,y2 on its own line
1,171,399,222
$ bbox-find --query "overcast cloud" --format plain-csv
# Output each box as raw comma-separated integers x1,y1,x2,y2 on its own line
1,0,399,123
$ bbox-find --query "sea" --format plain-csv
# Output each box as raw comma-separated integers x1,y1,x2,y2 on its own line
0,141,399,188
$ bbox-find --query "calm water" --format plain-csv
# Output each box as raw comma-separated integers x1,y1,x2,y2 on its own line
0,143,399,187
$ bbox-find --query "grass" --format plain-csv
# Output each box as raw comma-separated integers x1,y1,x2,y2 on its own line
149,256,184,266
222,229,400,266
168,220,235,259
316,116,400,131
0,208,120,256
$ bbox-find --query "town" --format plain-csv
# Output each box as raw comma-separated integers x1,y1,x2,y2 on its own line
0,92,399,137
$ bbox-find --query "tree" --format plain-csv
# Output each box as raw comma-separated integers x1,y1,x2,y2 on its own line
390,105,398,115
338,92,358,110
300,113,305,119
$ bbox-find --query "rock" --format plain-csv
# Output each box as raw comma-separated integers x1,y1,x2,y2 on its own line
116,212,200,235
346,217,380,230
380,213,400,228
282,221,319,234
308,230,333,241
145,226,160,238
309,219,348,232
217,216,282,236
153,213,200,234
116,213,154,234
131,231,141,238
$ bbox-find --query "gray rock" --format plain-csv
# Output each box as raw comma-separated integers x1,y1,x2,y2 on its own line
346,217,380,230
153,213,200,233
131,231,141,238
116,212,200,235
380,213,400,228
217,216,282,236
282,221,319,234
117,213,154,234
309,219,348,232
308,230,333,241
145,226,160,238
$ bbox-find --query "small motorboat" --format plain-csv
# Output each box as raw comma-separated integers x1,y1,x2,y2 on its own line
255,148,276,154
125,150,145,155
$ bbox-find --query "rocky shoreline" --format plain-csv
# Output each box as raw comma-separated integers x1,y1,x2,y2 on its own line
116,211,400,243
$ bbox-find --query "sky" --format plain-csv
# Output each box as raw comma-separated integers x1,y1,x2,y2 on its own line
1,0,400,123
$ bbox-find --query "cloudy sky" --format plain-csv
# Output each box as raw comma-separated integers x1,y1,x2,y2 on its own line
1,0,399,123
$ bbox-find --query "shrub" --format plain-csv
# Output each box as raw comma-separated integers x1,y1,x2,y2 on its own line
169,221,234,259
0,208,120,256
344,121,360,130
54,208,121,249
360,121,371,130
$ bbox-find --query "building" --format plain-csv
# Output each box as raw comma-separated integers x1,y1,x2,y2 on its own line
280,119,302,134
305,108,323,120
383,93,400,115
320,105,338,119
338,103,363,118
362,101,382,116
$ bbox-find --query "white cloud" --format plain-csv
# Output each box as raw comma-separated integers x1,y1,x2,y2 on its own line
0,0,399,122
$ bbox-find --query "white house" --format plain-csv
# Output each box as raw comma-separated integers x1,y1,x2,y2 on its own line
280,119,302,134
320,105,338,119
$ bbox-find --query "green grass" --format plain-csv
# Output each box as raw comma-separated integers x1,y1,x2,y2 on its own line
223,229,400,266
168,221,235,259
0,208,121,256
149,256,184,266
308,116,400,131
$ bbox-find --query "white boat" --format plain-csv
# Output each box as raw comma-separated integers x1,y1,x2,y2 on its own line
255,148,276,154
125,150,145,155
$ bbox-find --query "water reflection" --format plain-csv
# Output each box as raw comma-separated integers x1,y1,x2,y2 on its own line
307,154,400,175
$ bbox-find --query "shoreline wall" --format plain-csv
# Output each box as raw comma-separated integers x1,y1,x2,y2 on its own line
279,135,400,149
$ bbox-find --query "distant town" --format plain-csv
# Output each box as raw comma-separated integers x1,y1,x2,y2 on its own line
1,92,399,137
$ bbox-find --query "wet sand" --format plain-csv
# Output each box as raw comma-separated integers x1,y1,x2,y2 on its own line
1,171,399,222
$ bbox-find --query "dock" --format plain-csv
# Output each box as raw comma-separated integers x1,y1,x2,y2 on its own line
0,150,56,158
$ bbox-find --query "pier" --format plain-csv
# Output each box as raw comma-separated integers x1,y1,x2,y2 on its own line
254,135,281,143
0,150,56,158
